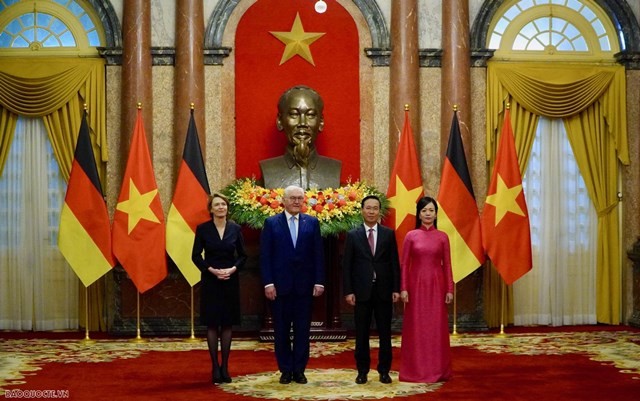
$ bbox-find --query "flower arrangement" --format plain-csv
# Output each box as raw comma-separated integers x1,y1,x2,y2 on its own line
222,178,388,237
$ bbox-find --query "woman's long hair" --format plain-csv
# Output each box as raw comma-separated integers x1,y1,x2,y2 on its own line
415,196,438,229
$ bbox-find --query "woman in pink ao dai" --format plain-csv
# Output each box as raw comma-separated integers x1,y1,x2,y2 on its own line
399,196,454,383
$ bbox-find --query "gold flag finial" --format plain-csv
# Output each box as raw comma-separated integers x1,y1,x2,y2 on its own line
190,102,195,110
453,104,458,112
137,102,142,110
83,103,88,111
506,102,511,110
404,104,409,111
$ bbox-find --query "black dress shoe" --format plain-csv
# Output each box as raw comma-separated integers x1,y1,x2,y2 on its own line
293,372,308,384
279,372,292,384
379,372,392,384
355,373,368,384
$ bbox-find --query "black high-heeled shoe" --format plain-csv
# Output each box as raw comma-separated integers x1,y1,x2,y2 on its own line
220,367,232,383
212,367,223,384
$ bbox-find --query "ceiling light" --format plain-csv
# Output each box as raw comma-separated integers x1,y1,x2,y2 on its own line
315,0,327,14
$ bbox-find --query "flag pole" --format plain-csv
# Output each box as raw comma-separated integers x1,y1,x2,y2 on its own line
183,103,199,343
131,291,148,343
451,283,460,337
499,104,508,338
79,106,95,344
80,286,96,344
184,286,200,342
496,279,508,337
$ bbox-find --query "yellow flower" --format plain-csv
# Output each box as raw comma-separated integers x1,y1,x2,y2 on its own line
223,178,387,236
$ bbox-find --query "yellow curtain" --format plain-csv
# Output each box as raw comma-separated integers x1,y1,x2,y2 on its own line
485,61,627,325
491,67,614,117
565,102,623,324
0,107,17,177
0,57,108,330
0,57,107,181
42,97,84,180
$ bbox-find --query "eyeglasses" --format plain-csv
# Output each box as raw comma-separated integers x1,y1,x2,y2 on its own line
287,196,305,202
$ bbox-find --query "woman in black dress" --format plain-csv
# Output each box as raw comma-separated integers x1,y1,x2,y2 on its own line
192,192,247,384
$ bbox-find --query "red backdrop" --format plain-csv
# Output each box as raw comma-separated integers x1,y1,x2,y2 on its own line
235,0,360,184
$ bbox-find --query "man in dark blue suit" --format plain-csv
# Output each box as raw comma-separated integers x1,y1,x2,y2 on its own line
343,195,400,384
260,185,325,385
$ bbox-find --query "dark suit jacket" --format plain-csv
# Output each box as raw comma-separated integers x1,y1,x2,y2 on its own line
260,212,325,296
342,223,400,302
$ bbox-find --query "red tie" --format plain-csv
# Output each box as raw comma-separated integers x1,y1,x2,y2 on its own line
368,228,376,281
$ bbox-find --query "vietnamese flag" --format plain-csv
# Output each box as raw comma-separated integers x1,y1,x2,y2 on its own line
112,108,167,293
481,107,532,285
437,110,485,283
166,109,211,286
386,107,424,256
58,110,114,287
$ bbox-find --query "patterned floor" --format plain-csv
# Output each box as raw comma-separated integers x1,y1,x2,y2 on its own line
1,330,639,400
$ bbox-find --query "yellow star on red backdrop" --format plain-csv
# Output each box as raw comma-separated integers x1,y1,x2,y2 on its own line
387,175,423,229
485,174,525,226
270,13,325,66
116,178,160,234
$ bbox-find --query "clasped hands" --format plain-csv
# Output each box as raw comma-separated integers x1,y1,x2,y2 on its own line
208,266,236,280
400,290,453,304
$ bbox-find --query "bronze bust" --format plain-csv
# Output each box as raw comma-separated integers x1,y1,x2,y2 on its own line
260,85,341,189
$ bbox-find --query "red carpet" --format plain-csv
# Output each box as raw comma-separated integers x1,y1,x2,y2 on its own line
2,327,639,400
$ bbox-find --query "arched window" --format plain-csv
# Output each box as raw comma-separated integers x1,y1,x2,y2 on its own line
488,0,620,60
483,0,627,326
0,0,106,331
0,0,104,56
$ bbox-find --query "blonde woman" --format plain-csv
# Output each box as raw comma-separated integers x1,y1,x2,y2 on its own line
192,192,247,384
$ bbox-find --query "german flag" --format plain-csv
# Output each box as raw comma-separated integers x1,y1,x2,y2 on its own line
437,110,485,283
58,110,114,286
166,110,211,286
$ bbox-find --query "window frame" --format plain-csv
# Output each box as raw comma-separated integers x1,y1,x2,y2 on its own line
0,0,104,56
488,1,619,61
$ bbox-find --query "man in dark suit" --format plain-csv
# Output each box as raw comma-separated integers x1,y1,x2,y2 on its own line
342,195,400,384
260,185,325,385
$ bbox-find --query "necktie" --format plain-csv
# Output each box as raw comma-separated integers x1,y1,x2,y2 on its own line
368,228,376,281
289,216,297,247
